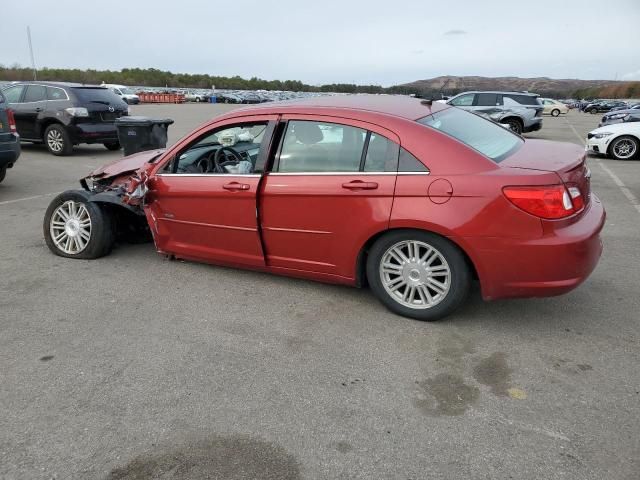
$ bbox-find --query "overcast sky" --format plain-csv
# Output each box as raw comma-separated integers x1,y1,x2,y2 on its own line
2,0,639,86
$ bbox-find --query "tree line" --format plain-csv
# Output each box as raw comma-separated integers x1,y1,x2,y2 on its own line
0,65,414,95
1,65,638,99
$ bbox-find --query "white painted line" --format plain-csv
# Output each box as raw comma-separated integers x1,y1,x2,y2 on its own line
564,117,640,214
0,192,57,206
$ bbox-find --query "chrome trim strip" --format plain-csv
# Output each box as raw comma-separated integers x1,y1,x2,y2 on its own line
156,173,262,178
263,226,331,235
160,217,256,232
267,172,430,176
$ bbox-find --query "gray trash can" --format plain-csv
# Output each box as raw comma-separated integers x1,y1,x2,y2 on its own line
115,116,174,156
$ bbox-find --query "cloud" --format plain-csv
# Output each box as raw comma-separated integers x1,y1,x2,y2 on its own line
444,29,468,35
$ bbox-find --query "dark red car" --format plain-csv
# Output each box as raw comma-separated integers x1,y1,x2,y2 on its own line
43,96,605,321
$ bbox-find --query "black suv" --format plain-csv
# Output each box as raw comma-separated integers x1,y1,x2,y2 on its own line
0,88,21,183
1,81,128,156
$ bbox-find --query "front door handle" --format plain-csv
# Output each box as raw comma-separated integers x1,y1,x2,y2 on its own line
342,180,378,190
223,182,250,191
35,107,43,112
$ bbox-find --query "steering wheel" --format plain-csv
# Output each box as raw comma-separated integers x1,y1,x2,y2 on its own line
211,146,244,173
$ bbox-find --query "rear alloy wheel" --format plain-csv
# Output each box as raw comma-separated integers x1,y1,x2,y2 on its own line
609,135,639,160
43,191,115,259
44,124,73,156
104,141,121,151
366,231,471,321
551,109,561,117
506,119,523,135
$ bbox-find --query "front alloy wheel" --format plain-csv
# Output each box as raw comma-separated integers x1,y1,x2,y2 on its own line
44,190,115,259
50,200,92,254
609,135,638,160
367,231,471,321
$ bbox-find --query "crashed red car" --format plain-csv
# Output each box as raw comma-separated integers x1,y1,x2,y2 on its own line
43,96,605,321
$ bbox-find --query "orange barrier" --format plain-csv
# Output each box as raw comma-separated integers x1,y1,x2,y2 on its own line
137,93,185,104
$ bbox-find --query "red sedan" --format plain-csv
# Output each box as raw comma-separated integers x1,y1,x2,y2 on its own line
43,96,605,321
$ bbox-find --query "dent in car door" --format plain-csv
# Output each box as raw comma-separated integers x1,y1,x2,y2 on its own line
260,116,400,281
145,116,278,268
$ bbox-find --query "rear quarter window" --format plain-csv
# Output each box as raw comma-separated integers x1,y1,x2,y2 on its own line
504,94,540,106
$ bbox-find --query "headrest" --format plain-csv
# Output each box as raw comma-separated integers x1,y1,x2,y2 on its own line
293,122,324,145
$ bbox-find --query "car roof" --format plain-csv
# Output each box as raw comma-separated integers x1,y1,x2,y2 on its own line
3,81,104,89
227,95,449,121
454,90,539,96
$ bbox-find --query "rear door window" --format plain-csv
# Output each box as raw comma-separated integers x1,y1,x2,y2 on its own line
3,85,25,103
449,94,475,107
24,85,47,102
363,133,399,172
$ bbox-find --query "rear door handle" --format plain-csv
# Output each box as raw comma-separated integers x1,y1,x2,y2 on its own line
342,181,378,190
223,182,250,191
35,108,43,112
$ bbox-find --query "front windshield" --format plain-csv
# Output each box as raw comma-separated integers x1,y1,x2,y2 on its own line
120,87,134,95
417,108,523,163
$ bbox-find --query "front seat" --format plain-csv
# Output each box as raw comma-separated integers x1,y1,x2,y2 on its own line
288,122,328,171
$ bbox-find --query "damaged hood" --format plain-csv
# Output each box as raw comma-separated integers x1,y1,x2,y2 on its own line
86,149,165,179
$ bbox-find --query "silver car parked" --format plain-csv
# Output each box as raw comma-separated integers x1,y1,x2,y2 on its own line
446,91,543,134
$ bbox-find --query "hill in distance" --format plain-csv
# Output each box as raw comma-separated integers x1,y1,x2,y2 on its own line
400,75,621,98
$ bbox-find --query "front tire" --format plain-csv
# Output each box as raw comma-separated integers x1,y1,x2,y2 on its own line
366,230,471,321
609,135,639,160
551,109,561,117
590,108,598,114
43,190,115,259
0,166,6,184
44,124,73,156
104,141,121,151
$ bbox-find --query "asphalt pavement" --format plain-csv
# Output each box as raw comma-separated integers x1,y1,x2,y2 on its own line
0,106,638,480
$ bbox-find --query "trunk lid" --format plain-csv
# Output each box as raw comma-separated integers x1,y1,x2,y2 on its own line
502,139,591,205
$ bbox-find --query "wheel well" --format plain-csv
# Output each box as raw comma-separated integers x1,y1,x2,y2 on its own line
502,116,523,127
355,228,479,287
37,119,65,140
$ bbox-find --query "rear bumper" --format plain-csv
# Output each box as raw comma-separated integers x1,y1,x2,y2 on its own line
68,123,119,144
0,133,21,168
523,118,543,132
467,195,605,300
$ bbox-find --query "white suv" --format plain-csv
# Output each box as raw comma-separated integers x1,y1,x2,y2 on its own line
101,83,140,105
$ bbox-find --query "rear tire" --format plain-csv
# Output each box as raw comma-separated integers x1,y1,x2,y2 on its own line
505,118,523,135
366,230,471,321
44,124,73,156
608,135,639,160
104,141,121,151
0,166,6,184
551,109,561,117
43,190,115,259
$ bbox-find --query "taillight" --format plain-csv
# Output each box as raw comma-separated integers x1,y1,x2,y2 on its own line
6,109,16,133
503,184,584,219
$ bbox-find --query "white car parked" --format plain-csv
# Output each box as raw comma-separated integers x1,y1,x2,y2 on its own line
541,98,569,117
586,122,640,160
101,83,140,105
